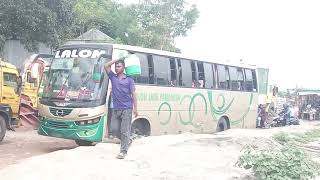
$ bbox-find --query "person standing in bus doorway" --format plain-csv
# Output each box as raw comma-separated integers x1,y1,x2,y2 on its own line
104,58,138,159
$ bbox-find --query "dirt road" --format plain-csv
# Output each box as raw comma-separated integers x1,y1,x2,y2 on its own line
0,122,319,180
0,128,77,169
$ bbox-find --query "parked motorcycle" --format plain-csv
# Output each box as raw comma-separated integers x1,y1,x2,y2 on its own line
271,113,299,127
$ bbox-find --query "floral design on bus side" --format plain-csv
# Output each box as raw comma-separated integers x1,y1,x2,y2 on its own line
156,90,254,127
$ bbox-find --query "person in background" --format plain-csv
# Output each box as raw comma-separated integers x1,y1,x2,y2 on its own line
257,104,267,128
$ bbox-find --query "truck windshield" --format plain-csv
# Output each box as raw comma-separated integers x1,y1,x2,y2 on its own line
42,51,110,107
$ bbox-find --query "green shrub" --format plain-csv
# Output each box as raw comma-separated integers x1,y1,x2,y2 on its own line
237,144,320,180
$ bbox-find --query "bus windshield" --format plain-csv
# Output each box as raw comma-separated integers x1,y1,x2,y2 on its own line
42,55,109,106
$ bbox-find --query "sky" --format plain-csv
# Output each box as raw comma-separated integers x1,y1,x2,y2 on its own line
175,0,320,89
120,0,320,89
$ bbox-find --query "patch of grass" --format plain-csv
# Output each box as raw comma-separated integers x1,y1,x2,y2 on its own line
272,129,320,145
238,128,320,180
238,144,320,180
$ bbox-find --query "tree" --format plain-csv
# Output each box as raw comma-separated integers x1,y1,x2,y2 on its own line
126,0,199,51
0,0,76,52
73,0,115,35
74,0,199,52
0,0,199,53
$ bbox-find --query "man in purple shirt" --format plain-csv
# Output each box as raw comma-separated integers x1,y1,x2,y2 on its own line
105,59,138,159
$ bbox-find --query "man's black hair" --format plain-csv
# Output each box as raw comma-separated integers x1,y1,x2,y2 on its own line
116,59,125,66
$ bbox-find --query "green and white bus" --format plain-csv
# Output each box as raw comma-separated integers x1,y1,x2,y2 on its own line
38,43,266,145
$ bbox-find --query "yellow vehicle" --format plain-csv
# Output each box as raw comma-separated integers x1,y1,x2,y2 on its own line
0,59,20,142
19,54,53,127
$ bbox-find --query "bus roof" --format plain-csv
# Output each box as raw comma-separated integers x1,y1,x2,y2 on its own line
60,43,259,69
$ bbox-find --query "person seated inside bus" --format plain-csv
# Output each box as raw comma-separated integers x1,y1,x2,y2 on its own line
169,80,177,87
191,80,197,88
68,58,97,95
198,73,205,88
198,79,204,88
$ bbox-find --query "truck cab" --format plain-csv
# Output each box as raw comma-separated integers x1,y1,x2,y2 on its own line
0,60,20,142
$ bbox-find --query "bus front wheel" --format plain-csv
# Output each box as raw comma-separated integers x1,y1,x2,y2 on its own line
131,119,151,137
75,140,94,146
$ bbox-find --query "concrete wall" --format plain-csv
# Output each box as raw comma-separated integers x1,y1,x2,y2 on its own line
1,40,53,71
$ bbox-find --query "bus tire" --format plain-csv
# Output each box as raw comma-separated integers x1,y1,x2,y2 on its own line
0,115,6,142
216,117,229,132
131,119,151,137
75,140,94,146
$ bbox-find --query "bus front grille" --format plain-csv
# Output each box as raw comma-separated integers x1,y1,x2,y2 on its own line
49,107,73,117
47,121,69,128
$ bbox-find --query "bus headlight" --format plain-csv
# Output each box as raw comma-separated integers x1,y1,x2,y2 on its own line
75,117,100,126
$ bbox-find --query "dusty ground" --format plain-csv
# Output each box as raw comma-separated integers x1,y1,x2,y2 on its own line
0,128,77,170
0,121,319,180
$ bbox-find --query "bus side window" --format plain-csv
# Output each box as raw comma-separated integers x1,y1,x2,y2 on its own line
180,59,192,88
237,68,245,91
252,70,257,92
133,53,151,84
169,58,177,87
228,66,237,91
244,69,254,91
216,64,228,89
147,55,154,84
191,61,197,88
177,59,182,86
225,66,230,90
197,62,205,88
153,55,170,86
203,62,214,89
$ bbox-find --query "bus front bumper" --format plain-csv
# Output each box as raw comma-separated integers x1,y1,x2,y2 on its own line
38,117,104,142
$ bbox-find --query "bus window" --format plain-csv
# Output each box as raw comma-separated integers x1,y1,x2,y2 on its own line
153,55,170,86
134,53,151,84
252,70,257,92
191,61,197,88
177,59,182,86
180,59,192,88
245,69,255,91
229,66,239,91
197,62,204,88
147,55,155,84
203,63,214,89
237,68,245,91
226,66,230,89
169,58,177,86
217,65,228,89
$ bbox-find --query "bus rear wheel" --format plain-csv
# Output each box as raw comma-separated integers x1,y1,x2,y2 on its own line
0,115,6,142
216,117,229,132
75,140,94,146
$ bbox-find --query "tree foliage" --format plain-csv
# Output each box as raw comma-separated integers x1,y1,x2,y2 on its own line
0,0,76,51
0,0,199,52
127,0,199,51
